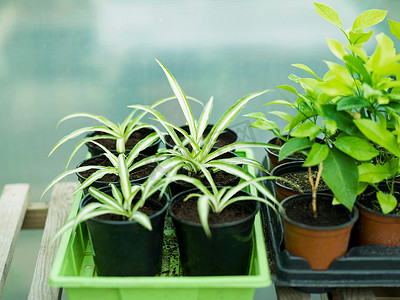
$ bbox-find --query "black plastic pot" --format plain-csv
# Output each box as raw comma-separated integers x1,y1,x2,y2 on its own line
169,188,260,276
80,186,168,276
76,154,154,194
86,128,161,157
164,124,238,150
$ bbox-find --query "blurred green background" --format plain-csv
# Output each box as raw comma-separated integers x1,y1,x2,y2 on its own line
1,0,400,299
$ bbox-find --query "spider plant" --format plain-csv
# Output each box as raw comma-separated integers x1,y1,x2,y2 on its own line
162,169,281,237
47,95,190,169
129,59,279,190
50,153,168,244
42,132,164,198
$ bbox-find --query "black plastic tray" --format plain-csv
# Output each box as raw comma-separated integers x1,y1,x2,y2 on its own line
261,198,400,291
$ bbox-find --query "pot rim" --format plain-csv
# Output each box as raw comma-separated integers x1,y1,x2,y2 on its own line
168,187,260,228
76,154,152,184
271,161,331,193
356,181,400,219
80,185,169,226
356,200,400,219
279,193,359,231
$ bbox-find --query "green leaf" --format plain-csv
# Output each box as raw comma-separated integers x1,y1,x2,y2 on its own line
117,154,131,200
264,99,293,106
303,143,329,167
354,119,400,156
198,195,211,237
88,187,125,213
268,111,294,123
337,96,370,111
327,38,347,60
291,122,322,139
334,136,378,161
377,191,398,214
357,182,368,194
314,3,343,29
249,119,278,131
57,112,120,133
197,96,214,144
321,148,358,211
278,137,312,161
358,163,394,183
323,119,337,135
343,55,372,85
349,30,373,45
292,63,320,79
131,211,153,231
320,104,361,136
156,59,197,138
202,90,269,155
389,19,400,41
352,9,387,31
277,85,300,96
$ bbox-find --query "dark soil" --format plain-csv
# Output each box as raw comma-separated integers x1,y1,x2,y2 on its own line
172,197,255,225
358,189,400,215
78,155,156,182
96,194,163,221
176,168,239,188
88,128,156,151
172,151,240,188
284,195,352,226
276,171,329,191
165,125,237,148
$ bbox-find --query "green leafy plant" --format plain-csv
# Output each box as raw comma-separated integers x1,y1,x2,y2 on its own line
42,134,164,198
129,59,280,193
310,3,400,215
157,169,281,237
48,99,172,169
50,153,167,244
247,3,400,216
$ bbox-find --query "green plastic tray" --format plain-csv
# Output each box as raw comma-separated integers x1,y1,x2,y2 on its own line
49,149,271,300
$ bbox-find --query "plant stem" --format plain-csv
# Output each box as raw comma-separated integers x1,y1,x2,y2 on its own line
308,163,323,218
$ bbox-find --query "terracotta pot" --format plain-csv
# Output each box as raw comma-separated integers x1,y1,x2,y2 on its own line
356,201,400,247
265,136,303,171
280,194,358,270
271,161,330,203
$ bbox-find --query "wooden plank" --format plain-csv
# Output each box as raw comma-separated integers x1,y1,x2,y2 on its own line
22,202,49,229
336,287,376,300
275,286,311,300
0,184,30,297
28,182,77,300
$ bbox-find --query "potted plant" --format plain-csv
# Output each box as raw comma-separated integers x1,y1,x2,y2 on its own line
129,59,279,196
159,169,278,276
308,3,400,246
50,154,169,276
42,134,164,198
